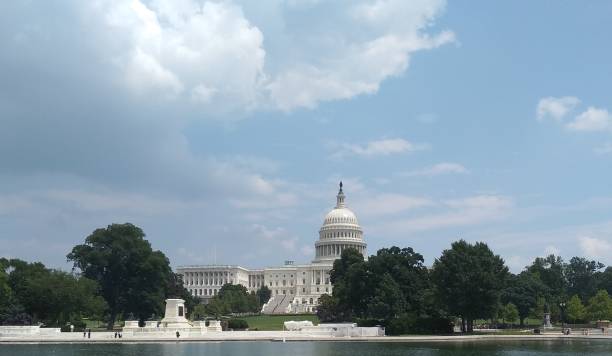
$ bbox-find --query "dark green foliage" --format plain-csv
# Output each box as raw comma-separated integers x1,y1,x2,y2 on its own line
527,255,567,307
502,271,548,325
227,319,249,329
323,246,451,334
316,294,341,322
256,286,272,305
0,258,106,326
204,284,260,316
431,240,509,332
67,223,175,329
566,257,604,301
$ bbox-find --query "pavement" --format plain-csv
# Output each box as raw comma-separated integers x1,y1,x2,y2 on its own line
2,331,612,344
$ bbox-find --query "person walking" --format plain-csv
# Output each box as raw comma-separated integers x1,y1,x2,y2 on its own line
87,328,91,339
176,330,180,339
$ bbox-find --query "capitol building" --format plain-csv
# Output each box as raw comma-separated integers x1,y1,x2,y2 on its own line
177,183,367,314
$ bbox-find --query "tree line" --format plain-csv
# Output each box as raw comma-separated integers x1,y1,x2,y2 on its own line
0,223,273,329
317,240,612,334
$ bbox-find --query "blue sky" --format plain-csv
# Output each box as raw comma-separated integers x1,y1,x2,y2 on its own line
1,0,612,272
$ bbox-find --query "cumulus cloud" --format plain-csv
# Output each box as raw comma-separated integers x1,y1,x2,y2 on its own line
265,0,454,110
579,236,612,259
403,162,469,177
332,138,428,158
566,107,612,132
31,0,453,113
536,96,580,121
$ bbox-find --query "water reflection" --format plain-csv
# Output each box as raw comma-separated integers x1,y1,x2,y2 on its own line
1,340,612,356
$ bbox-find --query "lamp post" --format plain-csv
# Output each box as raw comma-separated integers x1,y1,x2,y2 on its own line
559,302,566,333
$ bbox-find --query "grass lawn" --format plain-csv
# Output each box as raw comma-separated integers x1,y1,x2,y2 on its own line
241,314,319,331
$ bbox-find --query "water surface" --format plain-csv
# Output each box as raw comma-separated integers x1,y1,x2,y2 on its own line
1,340,610,356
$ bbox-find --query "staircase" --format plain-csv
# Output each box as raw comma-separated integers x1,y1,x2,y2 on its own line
261,294,293,314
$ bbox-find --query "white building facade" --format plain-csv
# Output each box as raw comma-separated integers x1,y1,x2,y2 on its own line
176,183,366,314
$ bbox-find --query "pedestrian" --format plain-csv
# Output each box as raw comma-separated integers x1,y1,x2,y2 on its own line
88,328,91,339
176,330,180,339
119,332,122,338
114,332,117,339
83,330,86,338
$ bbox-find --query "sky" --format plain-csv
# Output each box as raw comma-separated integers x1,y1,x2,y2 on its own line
1,0,612,272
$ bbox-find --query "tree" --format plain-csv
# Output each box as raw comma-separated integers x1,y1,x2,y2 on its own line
256,286,271,305
596,267,612,296
367,247,430,316
67,223,173,329
316,294,340,322
501,303,519,326
431,240,509,332
566,257,604,301
1,259,106,326
502,271,548,326
565,295,586,323
204,284,260,316
527,254,567,317
329,248,367,320
586,290,612,322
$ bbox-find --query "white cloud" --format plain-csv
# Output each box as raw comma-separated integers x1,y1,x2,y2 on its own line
332,138,428,158
100,0,266,109
81,0,455,112
579,236,612,259
566,107,612,132
403,162,469,177
371,195,513,234
354,194,433,217
250,224,299,253
544,245,560,256
536,96,580,121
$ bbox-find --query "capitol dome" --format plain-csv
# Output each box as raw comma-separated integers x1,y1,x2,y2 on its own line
313,182,367,262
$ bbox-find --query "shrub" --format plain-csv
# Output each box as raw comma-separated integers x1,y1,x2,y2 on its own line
227,319,249,330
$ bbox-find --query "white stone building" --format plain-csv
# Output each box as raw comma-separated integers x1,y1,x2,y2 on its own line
176,183,366,314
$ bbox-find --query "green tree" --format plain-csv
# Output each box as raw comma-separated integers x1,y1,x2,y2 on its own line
596,267,612,296
566,257,604,301
586,290,612,322
502,271,548,326
329,248,367,320
204,284,260,316
527,254,567,319
367,247,430,317
67,223,173,329
431,240,509,332
190,304,207,321
502,303,519,326
565,295,586,323
256,286,271,305
316,294,340,322
2,259,105,326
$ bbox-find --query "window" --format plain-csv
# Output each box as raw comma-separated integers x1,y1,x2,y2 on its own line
302,288,306,293
178,306,184,317
302,279,306,284
316,287,319,292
